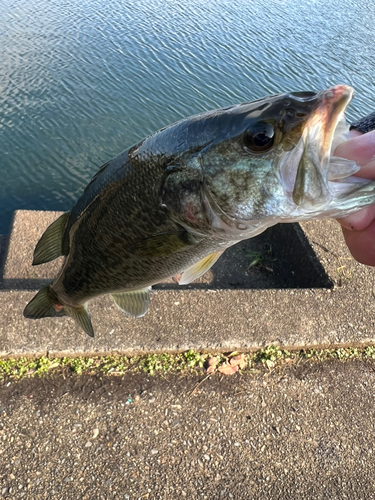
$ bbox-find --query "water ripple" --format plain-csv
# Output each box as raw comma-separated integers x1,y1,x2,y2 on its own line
0,0,374,232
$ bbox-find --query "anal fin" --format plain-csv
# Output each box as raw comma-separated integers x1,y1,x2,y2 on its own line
111,287,151,318
65,304,94,338
33,212,70,265
179,251,224,285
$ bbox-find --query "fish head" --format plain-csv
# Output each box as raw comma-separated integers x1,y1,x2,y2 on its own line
162,85,373,240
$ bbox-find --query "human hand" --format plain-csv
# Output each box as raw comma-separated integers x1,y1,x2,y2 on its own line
334,129,375,266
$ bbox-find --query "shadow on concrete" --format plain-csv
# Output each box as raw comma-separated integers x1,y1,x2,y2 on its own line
155,223,333,290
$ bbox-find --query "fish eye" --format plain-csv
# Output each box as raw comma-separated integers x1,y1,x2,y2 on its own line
243,123,275,153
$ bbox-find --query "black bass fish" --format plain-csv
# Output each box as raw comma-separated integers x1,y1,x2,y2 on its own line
24,85,375,336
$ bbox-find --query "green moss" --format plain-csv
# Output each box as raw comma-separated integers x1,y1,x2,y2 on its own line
255,345,287,368
364,346,375,359
183,350,205,368
1,344,375,383
139,353,176,375
0,356,61,379
62,357,95,375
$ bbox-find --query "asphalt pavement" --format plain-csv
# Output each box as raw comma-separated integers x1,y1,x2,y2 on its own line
1,359,375,499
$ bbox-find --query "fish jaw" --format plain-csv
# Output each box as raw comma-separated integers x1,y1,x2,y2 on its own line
292,84,354,210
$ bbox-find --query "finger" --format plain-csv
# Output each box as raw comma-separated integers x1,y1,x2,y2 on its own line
351,158,375,179
348,129,363,138
341,220,375,266
337,204,375,231
334,129,375,167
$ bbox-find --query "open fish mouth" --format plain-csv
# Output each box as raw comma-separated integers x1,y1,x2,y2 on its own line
279,84,375,220
292,84,355,210
306,84,354,162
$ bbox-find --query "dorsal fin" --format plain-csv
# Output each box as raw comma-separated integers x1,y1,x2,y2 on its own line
32,212,70,265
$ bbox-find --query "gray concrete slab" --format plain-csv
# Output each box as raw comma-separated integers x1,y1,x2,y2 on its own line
0,210,374,358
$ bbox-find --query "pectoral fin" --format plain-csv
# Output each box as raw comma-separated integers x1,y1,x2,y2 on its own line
179,251,224,285
33,212,70,265
111,287,151,318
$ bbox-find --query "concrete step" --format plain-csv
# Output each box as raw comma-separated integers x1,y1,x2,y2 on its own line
0,234,7,274
0,210,374,358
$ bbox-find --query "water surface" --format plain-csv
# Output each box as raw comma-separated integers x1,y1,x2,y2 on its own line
1,0,374,233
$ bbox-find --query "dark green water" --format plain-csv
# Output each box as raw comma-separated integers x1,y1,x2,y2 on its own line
1,0,374,234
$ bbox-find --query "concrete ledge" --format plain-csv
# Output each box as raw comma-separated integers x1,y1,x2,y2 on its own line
0,210,374,358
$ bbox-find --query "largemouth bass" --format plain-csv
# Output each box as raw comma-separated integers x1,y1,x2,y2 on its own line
24,85,375,336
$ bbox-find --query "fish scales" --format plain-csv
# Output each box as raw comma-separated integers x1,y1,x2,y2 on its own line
60,147,220,302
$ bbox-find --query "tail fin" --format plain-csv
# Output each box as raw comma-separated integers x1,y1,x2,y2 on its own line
23,286,94,337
